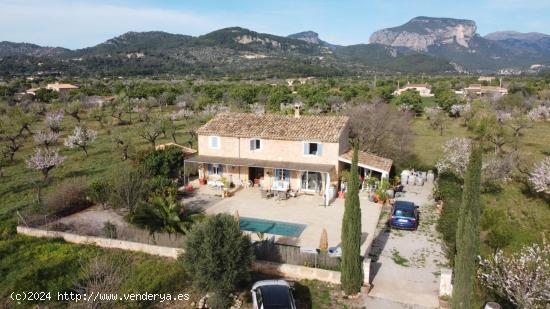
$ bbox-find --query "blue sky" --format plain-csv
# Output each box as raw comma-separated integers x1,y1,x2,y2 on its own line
1,0,549,49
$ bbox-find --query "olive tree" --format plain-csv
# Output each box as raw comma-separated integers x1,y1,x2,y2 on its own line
180,214,254,308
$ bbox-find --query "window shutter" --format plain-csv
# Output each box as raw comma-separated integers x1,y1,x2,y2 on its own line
250,139,255,150
303,143,309,155
317,143,323,156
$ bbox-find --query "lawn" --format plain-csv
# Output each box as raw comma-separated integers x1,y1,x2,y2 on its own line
0,235,194,308
0,105,198,224
409,117,550,254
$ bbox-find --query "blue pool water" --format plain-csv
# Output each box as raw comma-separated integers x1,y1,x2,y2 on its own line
239,217,306,237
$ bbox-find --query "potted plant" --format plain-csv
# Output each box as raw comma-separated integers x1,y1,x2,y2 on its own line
221,176,230,197
339,170,350,197
438,295,451,308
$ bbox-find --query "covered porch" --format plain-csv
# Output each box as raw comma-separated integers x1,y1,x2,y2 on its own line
185,155,339,206
338,149,393,182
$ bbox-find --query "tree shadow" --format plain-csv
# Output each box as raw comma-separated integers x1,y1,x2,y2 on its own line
366,225,392,284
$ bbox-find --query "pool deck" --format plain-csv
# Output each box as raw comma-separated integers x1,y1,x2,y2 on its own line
203,187,382,255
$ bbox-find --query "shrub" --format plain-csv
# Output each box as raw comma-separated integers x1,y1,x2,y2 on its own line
145,176,177,198
88,179,110,207
435,172,463,264
102,221,117,239
108,166,145,211
180,214,253,306
139,146,184,179
44,179,91,216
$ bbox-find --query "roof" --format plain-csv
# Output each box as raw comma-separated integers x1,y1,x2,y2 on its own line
155,142,197,155
46,83,79,89
339,149,393,174
197,112,349,143
185,155,335,173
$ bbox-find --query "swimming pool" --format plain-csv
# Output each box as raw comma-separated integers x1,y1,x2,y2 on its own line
239,217,306,237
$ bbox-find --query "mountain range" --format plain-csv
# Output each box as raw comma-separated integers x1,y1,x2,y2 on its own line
1,16,549,77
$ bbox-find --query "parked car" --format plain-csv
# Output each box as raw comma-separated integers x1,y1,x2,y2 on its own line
389,201,419,230
251,280,297,309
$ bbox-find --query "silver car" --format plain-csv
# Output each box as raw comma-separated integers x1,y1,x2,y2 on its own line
251,280,297,309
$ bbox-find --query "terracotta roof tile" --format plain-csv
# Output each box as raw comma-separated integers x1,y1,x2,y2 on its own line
339,149,393,173
197,112,349,143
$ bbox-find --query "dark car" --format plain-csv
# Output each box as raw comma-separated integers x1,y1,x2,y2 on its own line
251,280,296,309
389,201,419,230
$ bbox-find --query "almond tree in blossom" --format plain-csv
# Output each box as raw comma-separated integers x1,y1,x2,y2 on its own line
45,110,64,133
64,126,98,157
26,148,65,180
33,130,60,149
478,242,550,309
436,137,471,178
529,156,550,194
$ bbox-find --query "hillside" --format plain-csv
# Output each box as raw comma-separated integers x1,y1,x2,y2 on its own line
2,18,550,76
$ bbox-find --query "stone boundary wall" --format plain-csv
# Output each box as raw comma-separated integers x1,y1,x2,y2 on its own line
17,226,182,258
17,226,371,286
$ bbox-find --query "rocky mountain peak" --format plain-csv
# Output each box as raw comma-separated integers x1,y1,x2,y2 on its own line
369,16,477,51
287,31,321,44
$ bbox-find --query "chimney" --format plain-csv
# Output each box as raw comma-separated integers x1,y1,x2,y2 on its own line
294,103,301,118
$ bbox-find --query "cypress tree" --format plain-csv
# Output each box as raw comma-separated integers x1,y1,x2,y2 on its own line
340,142,363,294
452,143,482,308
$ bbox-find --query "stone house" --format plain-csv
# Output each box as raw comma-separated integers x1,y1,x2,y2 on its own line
186,107,392,205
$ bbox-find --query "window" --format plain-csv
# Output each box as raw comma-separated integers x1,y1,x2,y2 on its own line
303,142,323,156
250,138,261,151
274,169,289,181
208,164,222,175
208,136,220,149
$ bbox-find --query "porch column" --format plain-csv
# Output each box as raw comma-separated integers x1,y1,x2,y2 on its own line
325,172,330,207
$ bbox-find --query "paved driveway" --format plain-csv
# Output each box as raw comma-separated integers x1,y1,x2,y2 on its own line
364,183,447,309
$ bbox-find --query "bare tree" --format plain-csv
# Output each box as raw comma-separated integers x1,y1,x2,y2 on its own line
74,256,124,309
65,100,83,123
0,120,22,161
64,126,98,157
26,148,65,180
348,103,413,159
426,107,447,136
137,118,163,148
112,135,133,161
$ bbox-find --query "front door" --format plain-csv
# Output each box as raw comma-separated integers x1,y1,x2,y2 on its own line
301,171,322,192
249,167,264,182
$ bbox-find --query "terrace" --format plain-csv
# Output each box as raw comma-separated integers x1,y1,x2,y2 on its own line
199,185,382,255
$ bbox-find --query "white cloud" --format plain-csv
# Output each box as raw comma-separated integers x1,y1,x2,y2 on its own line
0,0,225,48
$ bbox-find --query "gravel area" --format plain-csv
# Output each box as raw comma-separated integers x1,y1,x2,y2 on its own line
364,183,447,309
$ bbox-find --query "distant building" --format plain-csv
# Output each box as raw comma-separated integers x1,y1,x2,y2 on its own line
25,87,41,96
46,82,79,94
478,76,495,82
463,84,508,97
393,83,433,97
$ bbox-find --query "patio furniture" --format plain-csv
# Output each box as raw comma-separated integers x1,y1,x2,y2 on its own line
277,191,288,200
260,189,273,199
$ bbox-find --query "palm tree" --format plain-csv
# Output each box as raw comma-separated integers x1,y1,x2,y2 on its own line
130,196,204,237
